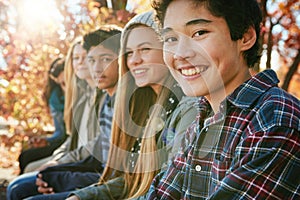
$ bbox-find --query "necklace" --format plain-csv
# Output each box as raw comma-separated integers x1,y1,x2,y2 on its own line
127,83,182,170
129,137,142,169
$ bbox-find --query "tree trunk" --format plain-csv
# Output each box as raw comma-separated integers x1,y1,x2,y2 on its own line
96,0,108,7
254,0,268,72
266,19,274,69
111,0,127,10
282,49,300,91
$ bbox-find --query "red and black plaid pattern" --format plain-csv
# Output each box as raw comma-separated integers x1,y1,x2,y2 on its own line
147,69,300,200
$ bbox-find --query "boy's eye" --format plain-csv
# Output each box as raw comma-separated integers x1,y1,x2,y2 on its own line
87,58,95,64
101,57,113,62
193,30,208,37
163,36,177,43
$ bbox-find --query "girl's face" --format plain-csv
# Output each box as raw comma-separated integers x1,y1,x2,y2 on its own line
72,43,91,80
126,26,170,93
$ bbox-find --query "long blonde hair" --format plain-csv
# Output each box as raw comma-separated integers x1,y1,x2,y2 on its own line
99,23,180,199
63,38,83,135
125,75,177,199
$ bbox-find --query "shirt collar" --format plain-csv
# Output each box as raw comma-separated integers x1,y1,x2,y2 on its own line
226,69,279,109
105,93,116,108
196,69,279,116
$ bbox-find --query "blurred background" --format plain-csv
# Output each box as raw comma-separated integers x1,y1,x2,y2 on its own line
0,0,299,184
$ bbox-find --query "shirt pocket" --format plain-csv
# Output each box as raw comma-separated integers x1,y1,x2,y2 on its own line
211,154,233,192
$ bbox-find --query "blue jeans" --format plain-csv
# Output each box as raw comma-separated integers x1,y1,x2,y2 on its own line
6,171,39,200
24,191,70,200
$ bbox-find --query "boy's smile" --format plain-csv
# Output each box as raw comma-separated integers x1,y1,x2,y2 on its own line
163,0,253,111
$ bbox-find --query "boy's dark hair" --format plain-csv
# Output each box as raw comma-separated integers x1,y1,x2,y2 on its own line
83,25,122,54
152,0,262,67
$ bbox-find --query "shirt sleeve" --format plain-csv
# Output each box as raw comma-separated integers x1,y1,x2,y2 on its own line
167,97,198,160
50,137,71,161
158,96,198,170
56,137,98,164
69,177,125,200
146,145,190,200
209,126,300,200
147,107,199,200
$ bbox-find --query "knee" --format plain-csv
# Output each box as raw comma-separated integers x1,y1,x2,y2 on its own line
7,181,37,200
7,183,22,200
6,182,22,200
6,173,38,200
6,179,18,199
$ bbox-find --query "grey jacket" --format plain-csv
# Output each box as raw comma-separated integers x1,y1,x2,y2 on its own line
70,96,199,200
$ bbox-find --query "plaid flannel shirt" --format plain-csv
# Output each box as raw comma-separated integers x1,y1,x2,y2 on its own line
96,93,115,166
147,69,300,200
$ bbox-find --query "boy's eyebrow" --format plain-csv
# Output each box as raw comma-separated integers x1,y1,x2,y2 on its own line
186,18,212,26
161,27,172,36
161,18,212,35
87,53,114,58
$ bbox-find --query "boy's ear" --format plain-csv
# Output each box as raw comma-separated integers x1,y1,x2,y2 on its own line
240,26,256,51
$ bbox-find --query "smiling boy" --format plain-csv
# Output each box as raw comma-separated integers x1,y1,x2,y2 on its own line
146,0,300,199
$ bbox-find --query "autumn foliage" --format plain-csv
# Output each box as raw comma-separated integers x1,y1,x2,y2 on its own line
0,0,299,172
0,0,143,170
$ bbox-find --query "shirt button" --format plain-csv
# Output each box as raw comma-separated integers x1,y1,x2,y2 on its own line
195,165,202,172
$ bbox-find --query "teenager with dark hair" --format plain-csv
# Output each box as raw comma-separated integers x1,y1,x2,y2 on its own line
18,58,67,174
145,0,300,199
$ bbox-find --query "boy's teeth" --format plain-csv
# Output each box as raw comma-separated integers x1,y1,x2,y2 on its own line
182,68,197,76
181,67,206,76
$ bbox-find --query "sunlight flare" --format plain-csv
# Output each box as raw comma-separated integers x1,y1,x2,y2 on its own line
16,0,63,35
